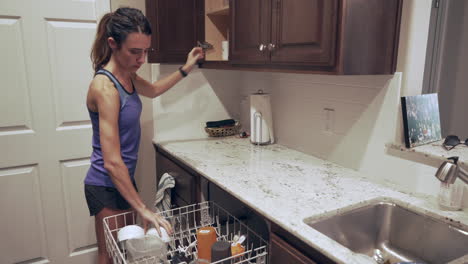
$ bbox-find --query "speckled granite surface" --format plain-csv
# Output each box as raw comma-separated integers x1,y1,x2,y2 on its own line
154,137,468,264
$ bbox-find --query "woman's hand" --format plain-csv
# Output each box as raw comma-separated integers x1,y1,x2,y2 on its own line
182,47,204,73
138,206,173,236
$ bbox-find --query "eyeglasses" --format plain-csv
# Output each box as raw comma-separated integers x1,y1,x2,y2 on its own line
443,135,468,151
128,48,154,56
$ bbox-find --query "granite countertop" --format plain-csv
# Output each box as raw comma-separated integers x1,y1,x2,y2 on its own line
153,137,468,264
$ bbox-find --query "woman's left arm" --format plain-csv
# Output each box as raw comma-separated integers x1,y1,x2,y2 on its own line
134,47,204,98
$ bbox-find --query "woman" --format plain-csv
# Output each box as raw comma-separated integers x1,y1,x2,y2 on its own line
85,7,203,263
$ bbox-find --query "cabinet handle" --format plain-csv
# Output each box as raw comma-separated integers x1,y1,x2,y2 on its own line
268,43,276,51
259,44,267,51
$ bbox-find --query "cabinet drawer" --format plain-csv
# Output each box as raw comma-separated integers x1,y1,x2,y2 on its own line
156,151,197,206
270,232,317,264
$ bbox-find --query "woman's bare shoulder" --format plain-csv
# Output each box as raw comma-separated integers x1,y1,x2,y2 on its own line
90,74,117,95
87,75,120,112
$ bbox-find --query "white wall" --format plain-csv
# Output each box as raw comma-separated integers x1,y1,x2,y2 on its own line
152,66,242,142
396,0,433,96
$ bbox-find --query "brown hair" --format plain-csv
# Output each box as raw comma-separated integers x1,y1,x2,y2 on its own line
90,7,152,72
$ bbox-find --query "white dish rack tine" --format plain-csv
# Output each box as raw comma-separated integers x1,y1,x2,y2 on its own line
226,219,229,241
169,233,176,252
215,215,221,237
179,213,185,244
192,207,197,231
185,212,191,237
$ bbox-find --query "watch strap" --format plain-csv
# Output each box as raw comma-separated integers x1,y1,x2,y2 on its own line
178,66,188,77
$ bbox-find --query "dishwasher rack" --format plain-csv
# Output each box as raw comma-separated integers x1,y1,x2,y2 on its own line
103,201,269,264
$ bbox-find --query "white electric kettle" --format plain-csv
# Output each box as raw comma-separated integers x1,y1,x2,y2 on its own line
250,90,274,145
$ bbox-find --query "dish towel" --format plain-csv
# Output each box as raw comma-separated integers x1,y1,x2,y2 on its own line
154,173,175,213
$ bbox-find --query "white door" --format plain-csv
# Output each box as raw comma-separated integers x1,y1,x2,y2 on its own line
0,0,109,263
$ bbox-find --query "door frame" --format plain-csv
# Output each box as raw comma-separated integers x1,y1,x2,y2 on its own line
422,0,449,94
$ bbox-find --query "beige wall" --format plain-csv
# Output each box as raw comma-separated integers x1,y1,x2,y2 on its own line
396,0,433,96
152,66,242,142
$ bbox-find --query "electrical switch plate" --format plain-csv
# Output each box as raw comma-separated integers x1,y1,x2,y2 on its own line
323,108,335,133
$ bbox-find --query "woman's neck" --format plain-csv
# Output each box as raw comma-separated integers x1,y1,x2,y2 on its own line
104,56,131,80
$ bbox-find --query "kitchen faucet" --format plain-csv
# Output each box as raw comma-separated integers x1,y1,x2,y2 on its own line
435,156,468,184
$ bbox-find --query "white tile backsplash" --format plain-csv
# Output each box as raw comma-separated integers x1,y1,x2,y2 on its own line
239,73,395,150
152,65,242,142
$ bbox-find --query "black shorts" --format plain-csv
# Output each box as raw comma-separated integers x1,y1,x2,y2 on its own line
84,183,138,216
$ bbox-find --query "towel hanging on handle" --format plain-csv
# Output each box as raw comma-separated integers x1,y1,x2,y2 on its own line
154,173,175,213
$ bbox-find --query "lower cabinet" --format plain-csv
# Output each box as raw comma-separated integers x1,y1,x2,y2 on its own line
270,233,317,264
155,146,199,207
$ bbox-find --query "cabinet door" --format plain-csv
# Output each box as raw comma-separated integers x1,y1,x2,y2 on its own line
270,0,338,67
146,0,204,63
229,0,271,64
270,233,317,264
156,151,197,207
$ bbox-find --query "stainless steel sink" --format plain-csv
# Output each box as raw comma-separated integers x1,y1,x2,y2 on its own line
304,201,468,264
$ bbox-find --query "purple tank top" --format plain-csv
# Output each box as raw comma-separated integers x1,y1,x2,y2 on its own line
85,69,142,187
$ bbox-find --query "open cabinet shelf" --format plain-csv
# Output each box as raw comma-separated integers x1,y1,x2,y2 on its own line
204,0,230,62
207,6,229,16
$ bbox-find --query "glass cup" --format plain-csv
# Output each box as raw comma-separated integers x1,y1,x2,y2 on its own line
438,181,463,211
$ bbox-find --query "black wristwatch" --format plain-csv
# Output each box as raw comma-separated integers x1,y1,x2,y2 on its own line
178,66,188,77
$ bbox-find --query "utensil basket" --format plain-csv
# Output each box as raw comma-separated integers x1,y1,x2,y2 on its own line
104,201,268,264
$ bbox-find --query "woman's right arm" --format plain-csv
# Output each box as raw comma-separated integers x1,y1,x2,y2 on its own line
91,77,172,234
133,47,204,98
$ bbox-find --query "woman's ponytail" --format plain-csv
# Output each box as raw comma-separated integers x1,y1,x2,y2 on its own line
91,12,113,73
90,8,152,72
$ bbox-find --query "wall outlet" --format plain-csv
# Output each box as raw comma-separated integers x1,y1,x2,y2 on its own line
323,108,335,133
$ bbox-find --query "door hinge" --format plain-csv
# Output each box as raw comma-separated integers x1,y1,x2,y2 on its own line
434,0,440,8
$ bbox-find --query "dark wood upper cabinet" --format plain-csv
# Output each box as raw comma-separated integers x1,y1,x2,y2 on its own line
339,0,402,74
270,0,338,67
146,0,402,75
146,0,204,63
229,0,270,64
231,0,338,68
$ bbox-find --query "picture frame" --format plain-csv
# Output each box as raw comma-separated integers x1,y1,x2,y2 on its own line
401,93,442,148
